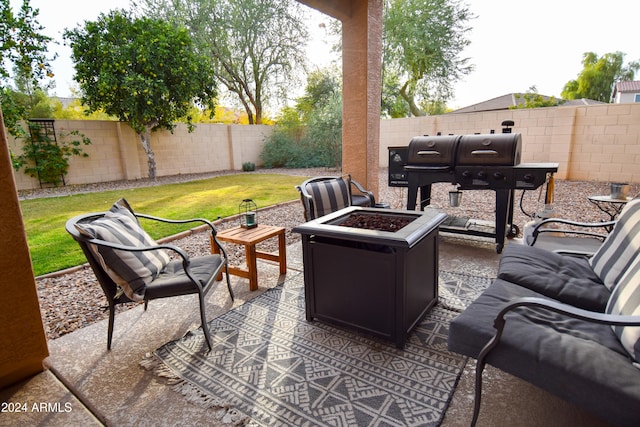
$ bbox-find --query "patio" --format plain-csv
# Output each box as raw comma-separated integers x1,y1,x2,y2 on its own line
1,232,611,426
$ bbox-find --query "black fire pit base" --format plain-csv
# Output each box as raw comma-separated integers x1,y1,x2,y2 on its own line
293,207,447,349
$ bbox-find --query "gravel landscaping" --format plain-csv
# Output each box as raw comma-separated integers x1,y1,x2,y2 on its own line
26,168,638,340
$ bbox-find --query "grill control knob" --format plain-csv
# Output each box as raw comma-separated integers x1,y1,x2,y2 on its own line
477,171,487,179
462,170,472,179
523,174,534,183
493,172,504,180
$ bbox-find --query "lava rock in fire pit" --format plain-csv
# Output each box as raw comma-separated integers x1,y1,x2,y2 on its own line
338,213,415,232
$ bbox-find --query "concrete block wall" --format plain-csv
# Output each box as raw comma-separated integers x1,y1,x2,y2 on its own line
10,120,129,190
148,123,232,177
67,120,127,183
11,121,273,191
228,124,272,170
10,103,640,190
567,104,640,183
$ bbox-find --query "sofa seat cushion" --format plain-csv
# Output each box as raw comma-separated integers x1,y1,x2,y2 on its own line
448,279,640,426
497,244,609,311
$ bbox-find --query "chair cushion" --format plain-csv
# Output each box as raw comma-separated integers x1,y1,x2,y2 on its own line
145,255,224,299
351,193,372,208
75,199,170,301
606,256,640,365
307,176,350,218
497,244,610,311
590,199,640,290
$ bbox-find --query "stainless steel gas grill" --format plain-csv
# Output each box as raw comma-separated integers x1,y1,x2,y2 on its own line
397,132,558,253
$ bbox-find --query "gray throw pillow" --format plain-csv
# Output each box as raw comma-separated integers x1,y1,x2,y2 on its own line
75,199,170,301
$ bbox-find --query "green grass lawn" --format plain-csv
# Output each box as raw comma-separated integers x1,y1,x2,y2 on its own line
21,173,307,276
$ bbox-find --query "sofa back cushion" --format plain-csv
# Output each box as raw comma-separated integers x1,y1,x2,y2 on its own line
590,199,640,290
497,244,610,311
75,199,170,301
606,255,640,365
306,176,351,219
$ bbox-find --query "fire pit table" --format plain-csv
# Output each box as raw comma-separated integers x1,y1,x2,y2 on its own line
293,206,447,348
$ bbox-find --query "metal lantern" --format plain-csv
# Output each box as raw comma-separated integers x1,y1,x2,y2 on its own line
239,199,258,228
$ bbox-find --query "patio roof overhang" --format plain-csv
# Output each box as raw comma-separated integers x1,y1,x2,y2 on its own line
295,0,352,21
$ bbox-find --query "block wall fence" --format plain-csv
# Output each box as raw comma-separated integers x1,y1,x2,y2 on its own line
9,102,640,191
10,121,273,191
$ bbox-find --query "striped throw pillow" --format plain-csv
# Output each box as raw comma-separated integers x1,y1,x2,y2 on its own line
605,256,640,365
590,199,640,290
75,199,170,301
307,177,351,219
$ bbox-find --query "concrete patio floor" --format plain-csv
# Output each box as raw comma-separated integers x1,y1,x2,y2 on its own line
0,235,611,427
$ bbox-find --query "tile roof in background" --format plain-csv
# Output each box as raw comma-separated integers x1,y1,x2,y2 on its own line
614,80,640,92
448,93,601,114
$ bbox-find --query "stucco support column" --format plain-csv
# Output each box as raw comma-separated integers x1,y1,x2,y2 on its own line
0,109,48,387
341,0,382,199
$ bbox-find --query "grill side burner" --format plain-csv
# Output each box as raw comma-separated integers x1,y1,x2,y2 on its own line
398,132,558,253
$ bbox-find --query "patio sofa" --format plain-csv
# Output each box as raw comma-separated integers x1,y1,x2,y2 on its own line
448,199,640,426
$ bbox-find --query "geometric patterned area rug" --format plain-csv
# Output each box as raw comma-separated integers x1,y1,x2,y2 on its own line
142,271,492,426
438,271,495,312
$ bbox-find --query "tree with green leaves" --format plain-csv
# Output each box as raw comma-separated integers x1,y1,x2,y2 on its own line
64,9,217,179
5,63,54,119
295,67,342,119
261,67,342,168
561,52,639,103
0,0,54,137
134,0,309,125
383,0,473,117
510,86,562,109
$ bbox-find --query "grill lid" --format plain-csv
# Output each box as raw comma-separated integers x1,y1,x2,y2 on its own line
456,133,522,166
406,135,460,169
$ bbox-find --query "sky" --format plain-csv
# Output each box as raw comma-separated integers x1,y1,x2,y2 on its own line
16,0,640,109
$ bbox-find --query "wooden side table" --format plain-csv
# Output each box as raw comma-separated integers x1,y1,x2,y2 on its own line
211,224,287,291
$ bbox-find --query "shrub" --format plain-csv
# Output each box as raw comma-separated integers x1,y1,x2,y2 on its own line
242,161,256,171
12,128,91,186
261,130,308,168
260,96,343,169
305,95,342,169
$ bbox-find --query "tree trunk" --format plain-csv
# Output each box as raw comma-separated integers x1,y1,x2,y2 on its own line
255,105,262,125
400,81,426,117
138,127,157,180
240,99,255,124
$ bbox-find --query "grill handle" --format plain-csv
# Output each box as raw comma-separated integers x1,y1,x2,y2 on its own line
471,150,498,156
417,150,441,156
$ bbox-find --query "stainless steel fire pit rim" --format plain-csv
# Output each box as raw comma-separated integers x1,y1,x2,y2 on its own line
292,206,448,248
